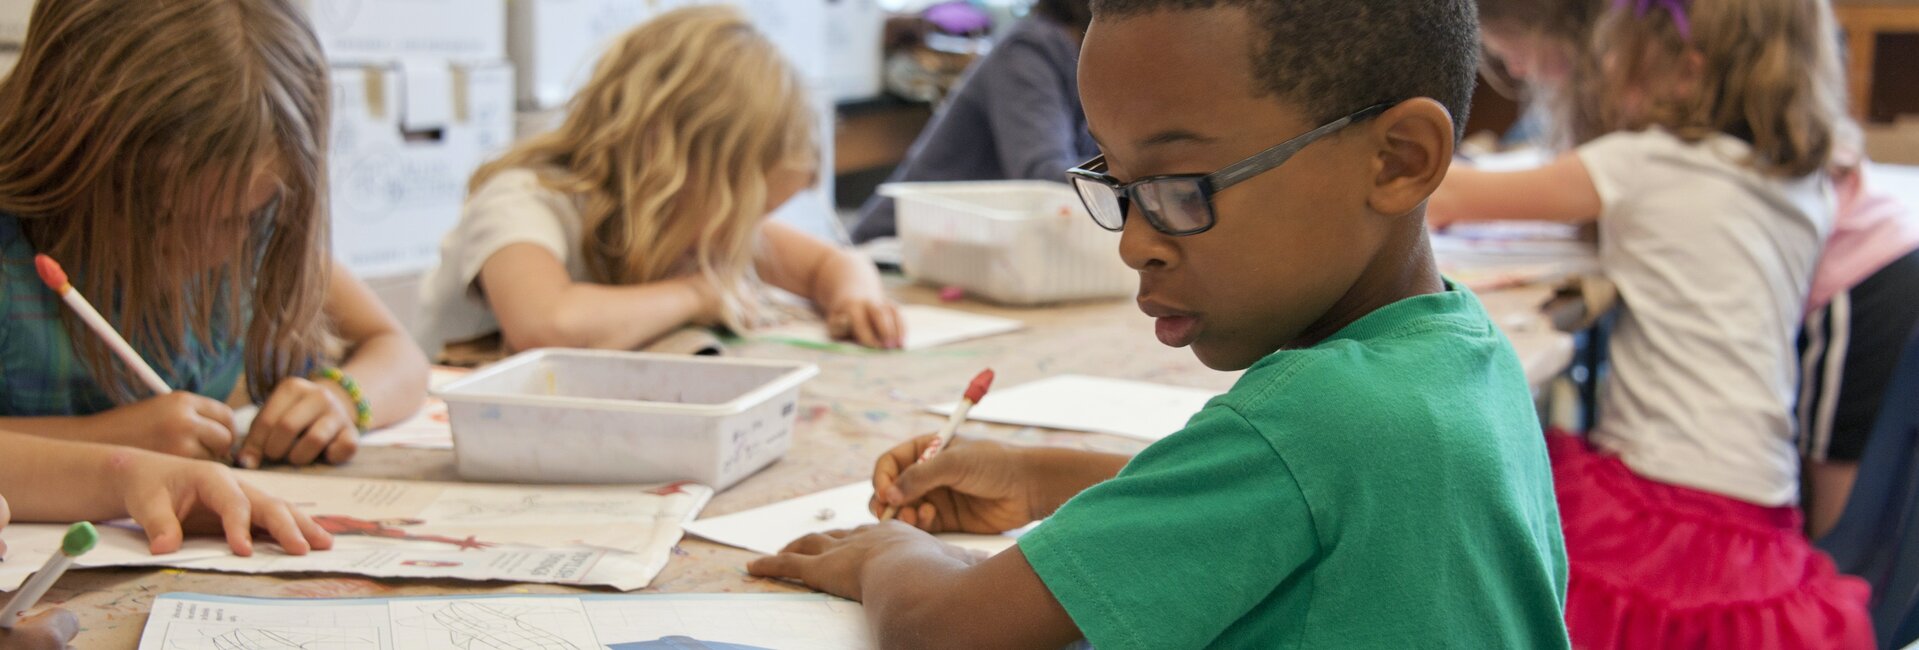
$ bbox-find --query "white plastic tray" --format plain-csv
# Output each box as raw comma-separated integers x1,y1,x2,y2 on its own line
436,349,818,489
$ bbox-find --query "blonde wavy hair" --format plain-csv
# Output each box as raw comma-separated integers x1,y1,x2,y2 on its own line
1589,0,1849,177
0,0,332,403
471,5,819,327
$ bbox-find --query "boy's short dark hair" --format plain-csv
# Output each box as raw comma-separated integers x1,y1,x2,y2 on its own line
1033,0,1094,32
1089,0,1479,141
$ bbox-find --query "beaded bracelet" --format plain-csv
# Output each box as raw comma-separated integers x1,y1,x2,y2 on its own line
312,366,372,432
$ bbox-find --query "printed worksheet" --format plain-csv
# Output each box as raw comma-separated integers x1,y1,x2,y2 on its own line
0,473,712,591
930,374,1219,441
685,482,1028,557
138,592,872,650
754,304,1024,351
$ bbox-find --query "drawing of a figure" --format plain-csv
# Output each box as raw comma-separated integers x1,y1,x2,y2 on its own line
313,515,492,550
411,601,585,650
167,627,376,650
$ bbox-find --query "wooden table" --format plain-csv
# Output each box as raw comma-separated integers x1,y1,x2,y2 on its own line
38,283,1570,648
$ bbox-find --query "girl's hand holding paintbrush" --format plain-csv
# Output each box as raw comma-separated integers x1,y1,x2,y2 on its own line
82,393,238,462
36,254,366,468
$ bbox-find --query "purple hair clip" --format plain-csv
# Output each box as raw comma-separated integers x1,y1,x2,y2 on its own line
1614,0,1693,40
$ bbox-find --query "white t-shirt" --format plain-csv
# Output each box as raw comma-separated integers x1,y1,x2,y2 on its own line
416,167,589,356
1578,129,1833,507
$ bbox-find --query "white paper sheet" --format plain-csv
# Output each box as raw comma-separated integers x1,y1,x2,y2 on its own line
754,305,1024,351
159,542,672,591
0,523,232,591
929,375,1219,442
0,473,712,591
138,592,871,650
684,482,1026,557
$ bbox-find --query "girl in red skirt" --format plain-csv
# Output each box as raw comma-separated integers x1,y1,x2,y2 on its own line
1430,0,1876,646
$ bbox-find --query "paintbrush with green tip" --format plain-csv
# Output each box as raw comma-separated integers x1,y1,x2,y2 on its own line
0,522,98,628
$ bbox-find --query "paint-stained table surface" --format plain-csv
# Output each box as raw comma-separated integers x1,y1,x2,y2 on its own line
38,282,1572,648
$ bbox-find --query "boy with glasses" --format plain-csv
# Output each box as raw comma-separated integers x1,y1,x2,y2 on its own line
749,1,1570,647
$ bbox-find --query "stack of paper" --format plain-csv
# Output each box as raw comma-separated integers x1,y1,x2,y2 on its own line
1432,221,1599,290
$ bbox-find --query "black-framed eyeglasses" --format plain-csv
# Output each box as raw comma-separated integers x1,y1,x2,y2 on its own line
1066,103,1392,236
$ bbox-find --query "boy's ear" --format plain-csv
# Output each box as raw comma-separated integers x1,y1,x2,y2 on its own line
1365,98,1456,218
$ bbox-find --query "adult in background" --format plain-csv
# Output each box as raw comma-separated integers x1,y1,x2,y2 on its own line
850,0,1096,243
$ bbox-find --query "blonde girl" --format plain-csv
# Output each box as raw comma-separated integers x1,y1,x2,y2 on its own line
0,0,429,470
1429,0,1876,646
418,6,899,356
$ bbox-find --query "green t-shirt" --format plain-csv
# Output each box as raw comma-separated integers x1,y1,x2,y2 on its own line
1020,284,1569,649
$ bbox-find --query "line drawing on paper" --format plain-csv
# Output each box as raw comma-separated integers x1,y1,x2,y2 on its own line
163,625,377,650
397,601,593,650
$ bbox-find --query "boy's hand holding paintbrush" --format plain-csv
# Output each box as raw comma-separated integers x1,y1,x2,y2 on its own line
868,434,1133,535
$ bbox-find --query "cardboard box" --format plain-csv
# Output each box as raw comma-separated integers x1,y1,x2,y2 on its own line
329,62,515,277
510,0,826,109
1865,118,1919,166
0,0,27,45
302,0,506,63
825,0,885,101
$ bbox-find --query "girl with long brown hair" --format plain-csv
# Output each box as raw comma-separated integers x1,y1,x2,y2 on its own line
0,0,428,470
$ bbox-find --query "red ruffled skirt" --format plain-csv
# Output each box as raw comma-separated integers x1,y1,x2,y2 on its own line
1547,431,1875,649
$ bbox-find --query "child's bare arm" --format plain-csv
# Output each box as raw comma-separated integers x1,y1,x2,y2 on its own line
754,221,901,349
322,262,429,429
1428,153,1602,227
479,243,721,351
0,431,332,556
0,393,236,462
749,526,1083,649
241,262,431,468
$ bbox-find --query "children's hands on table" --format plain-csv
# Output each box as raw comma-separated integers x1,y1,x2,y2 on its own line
825,294,902,349
871,434,1038,534
239,378,358,468
89,392,236,462
106,449,333,556
0,609,78,650
746,521,958,601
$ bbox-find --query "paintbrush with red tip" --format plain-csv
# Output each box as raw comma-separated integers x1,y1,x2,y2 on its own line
881,368,995,521
35,254,172,397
